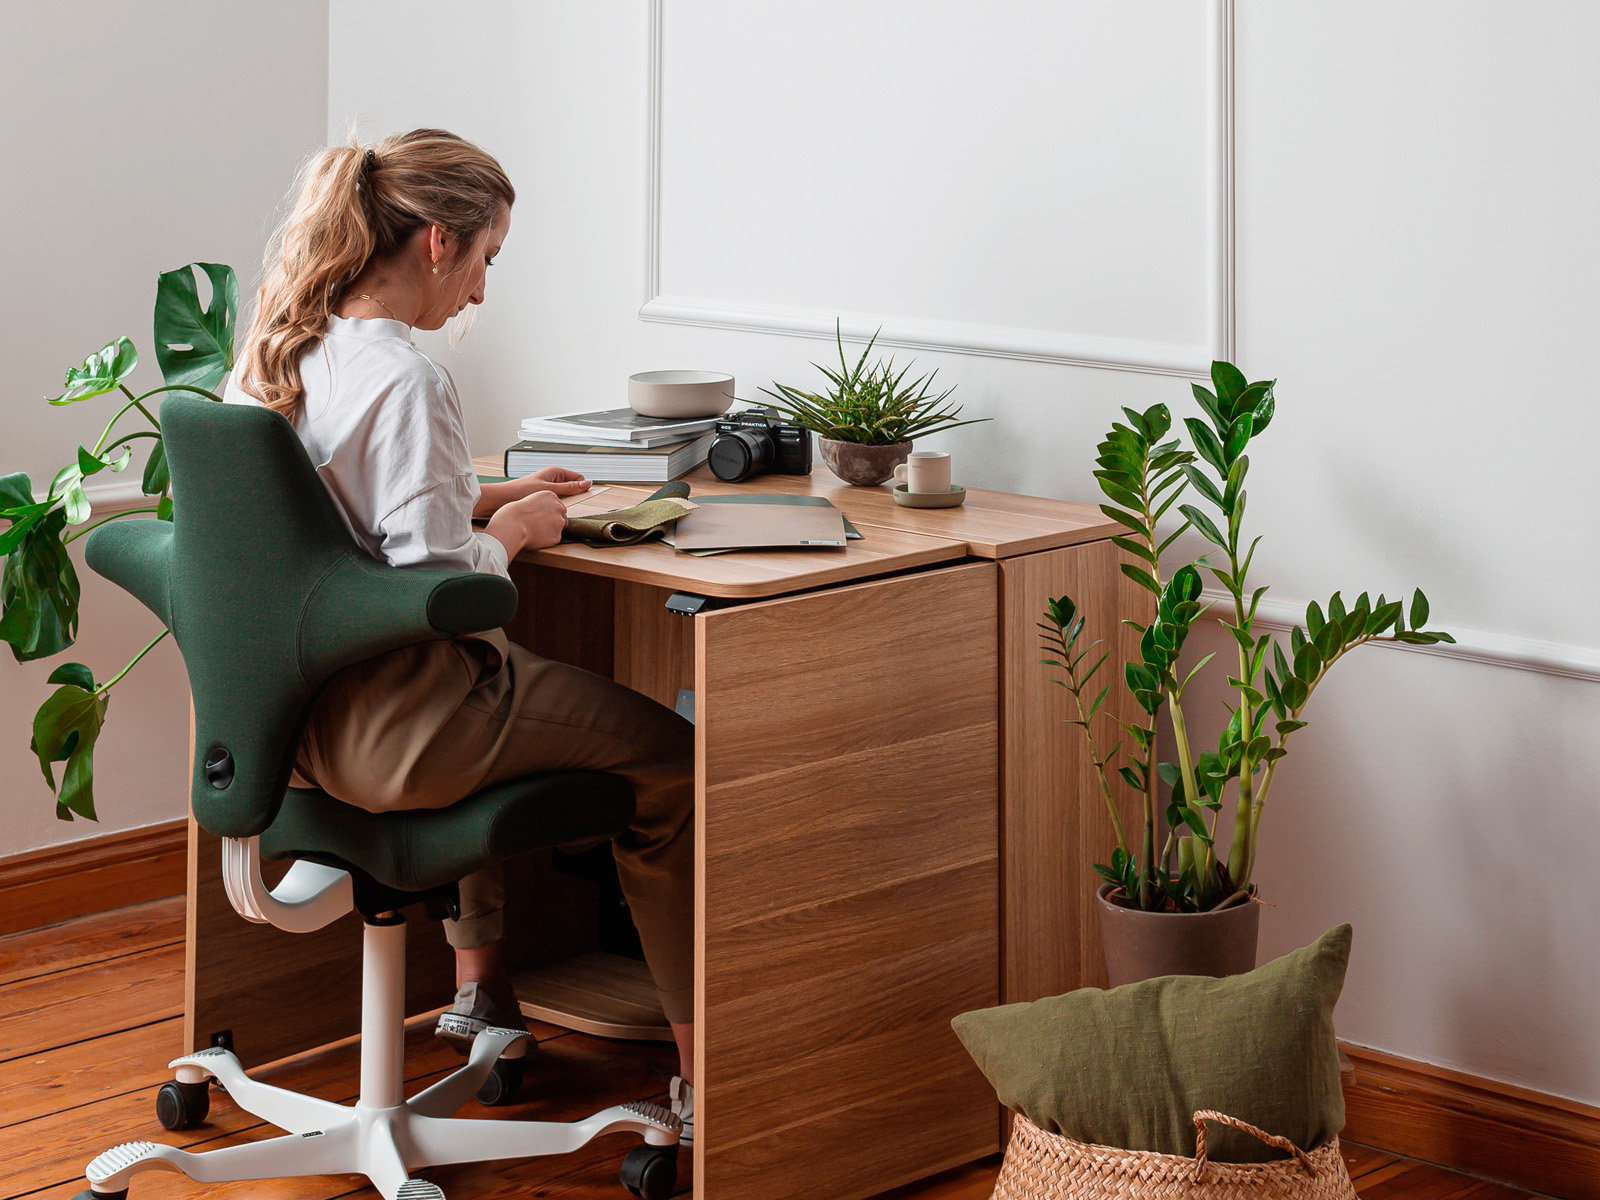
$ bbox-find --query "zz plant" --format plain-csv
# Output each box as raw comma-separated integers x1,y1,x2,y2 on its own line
2,262,237,821
1039,362,1455,913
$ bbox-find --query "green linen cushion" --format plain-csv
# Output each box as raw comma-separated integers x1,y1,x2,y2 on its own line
951,924,1351,1164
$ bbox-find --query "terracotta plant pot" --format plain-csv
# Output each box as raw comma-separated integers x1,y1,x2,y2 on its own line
1095,882,1262,987
818,437,912,486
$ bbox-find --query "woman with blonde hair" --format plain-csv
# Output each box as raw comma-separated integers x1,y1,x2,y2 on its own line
226,128,695,1139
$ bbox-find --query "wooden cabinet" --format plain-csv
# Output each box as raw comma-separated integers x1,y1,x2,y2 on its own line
695,562,999,1200
183,465,1135,1200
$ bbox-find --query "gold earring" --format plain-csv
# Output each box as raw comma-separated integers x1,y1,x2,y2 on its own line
432,264,439,275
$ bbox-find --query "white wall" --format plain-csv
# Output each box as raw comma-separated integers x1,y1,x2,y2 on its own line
327,0,1600,1105
0,1,330,854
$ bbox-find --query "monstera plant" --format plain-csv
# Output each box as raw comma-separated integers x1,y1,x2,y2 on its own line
1039,362,1456,918
2,262,237,821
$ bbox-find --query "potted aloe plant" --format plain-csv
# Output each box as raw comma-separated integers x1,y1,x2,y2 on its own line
1038,362,1454,985
758,321,989,485
2,262,237,822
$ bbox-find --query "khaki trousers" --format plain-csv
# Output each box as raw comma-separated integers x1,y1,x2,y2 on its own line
292,630,695,1024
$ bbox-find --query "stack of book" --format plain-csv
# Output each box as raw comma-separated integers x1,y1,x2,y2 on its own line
503,409,719,483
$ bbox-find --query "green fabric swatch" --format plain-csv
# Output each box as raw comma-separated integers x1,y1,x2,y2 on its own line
563,496,697,545
951,925,1352,1163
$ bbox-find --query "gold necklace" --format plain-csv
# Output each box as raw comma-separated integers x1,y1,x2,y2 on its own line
353,293,407,325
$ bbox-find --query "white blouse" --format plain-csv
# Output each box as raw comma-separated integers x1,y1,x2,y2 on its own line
224,316,509,580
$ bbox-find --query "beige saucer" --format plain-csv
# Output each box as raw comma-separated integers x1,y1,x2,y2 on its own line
892,484,966,508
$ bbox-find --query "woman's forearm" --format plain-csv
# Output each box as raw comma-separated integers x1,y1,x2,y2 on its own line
475,471,589,518
475,478,525,518
483,514,527,561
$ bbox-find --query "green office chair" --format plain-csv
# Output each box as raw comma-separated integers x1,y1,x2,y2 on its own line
72,396,681,1200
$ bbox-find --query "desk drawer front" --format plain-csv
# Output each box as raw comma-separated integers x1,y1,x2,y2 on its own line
696,560,1000,1200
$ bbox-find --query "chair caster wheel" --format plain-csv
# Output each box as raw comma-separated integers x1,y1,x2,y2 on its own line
621,1143,678,1199
474,1056,525,1106
155,1079,210,1130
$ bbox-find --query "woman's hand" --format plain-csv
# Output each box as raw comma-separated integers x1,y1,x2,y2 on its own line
475,467,591,518
525,466,590,494
484,489,569,560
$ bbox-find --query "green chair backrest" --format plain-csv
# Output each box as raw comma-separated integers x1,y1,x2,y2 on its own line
85,396,517,838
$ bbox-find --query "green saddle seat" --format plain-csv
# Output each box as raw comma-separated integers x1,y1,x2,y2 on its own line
262,771,634,894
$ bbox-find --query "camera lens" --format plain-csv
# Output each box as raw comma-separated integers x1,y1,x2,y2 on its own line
708,428,773,483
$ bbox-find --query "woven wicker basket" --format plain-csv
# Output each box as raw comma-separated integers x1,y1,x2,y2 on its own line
992,1110,1357,1200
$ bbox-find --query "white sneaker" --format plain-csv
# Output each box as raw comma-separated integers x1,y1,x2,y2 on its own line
669,1076,694,1145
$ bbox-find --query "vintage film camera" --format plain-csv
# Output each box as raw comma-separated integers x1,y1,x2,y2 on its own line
706,408,813,483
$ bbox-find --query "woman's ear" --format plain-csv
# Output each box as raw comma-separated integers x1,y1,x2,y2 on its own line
427,224,448,274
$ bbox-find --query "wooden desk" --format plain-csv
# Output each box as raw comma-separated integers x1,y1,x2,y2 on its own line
185,462,1144,1200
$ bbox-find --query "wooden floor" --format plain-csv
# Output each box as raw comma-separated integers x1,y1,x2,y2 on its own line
0,898,1543,1200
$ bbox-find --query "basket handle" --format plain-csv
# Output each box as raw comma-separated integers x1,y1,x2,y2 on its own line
1191,1110,1317,1181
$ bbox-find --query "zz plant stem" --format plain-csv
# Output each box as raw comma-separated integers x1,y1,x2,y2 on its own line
1040,362,1456,914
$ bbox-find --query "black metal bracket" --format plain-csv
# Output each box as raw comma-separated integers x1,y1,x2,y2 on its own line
665,592,712,617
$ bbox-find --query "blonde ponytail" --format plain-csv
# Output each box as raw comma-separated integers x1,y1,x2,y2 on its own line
240,129,514,415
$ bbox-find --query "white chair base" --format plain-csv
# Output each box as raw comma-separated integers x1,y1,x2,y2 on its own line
78,919,681,1200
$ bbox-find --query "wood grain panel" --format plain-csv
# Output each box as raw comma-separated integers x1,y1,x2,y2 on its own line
613,580,694,709
0,820,186,936
703,728,995,921
1342,1042,1600,1200
708,1063,998,1200
695,561,1000,1200
998,541,1147,1003
506,561,616,676
705,858,995,998
699,601,996,786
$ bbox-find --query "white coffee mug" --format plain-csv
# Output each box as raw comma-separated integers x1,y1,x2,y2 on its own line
893,450,952,494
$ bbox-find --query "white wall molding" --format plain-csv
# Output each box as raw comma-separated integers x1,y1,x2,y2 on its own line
637,0,1237,379
30,478,155,511
82,480,154,510
1202,589,1600,686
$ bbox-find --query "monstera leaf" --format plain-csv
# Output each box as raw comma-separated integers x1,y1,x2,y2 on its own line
0,472,49,557
0,507,79,661
154,262,237,393
30,662,109,820
49,338,139,405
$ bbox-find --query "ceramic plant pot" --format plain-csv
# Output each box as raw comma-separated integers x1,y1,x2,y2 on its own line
1096,883,1262,987
818,437,912,487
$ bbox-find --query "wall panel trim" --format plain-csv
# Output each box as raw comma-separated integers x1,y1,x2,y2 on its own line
1203,588,1600,685
639,0,1237,379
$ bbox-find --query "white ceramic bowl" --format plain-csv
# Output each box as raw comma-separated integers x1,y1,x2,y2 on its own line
628,370,735,419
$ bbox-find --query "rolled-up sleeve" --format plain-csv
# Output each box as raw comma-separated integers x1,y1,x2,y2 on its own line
379,474,510,579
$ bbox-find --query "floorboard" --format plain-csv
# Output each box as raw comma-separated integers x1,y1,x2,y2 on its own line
0,900,1547,1200
0,943,183,1061
0,1019,183,1129
0,897,183,989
